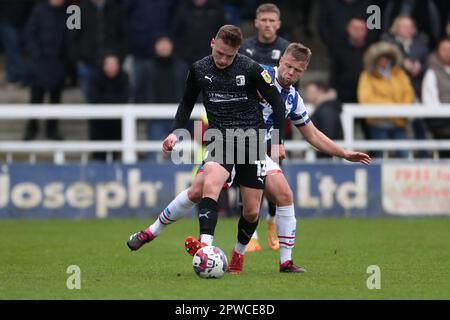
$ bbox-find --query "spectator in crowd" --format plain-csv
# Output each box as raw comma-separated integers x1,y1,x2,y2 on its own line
317,0,380,53
121,0,177,103
89,53,130,161
382,15,430,157
0,0,34,87
305,80,344,158
330,17,372,104
23,0,67,141
329,17,373,142
382,0,441,49
422,37,450,158
68,0,128,103
145,36,188,161
172,0,226,65
357,42,415,158
382,15,429,98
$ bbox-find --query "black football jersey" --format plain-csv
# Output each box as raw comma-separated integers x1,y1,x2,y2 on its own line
240,36,290,66
172,53,285,141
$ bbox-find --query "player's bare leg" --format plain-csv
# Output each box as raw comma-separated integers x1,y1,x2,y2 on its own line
265,172,306,273
228,186,264,274
127,172,204,251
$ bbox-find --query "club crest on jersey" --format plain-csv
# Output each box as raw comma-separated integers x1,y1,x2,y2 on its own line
261,69,272,84
236,75,245,86
271,49,281,60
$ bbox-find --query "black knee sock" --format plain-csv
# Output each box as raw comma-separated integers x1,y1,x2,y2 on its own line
237,215,259,245
267,198,276,217
198,197,218,236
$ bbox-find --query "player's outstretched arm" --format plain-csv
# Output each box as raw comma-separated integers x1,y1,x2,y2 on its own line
163,66,200,153
298,122,371,165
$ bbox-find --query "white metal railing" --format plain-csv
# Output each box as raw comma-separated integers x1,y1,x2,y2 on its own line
0,104,205,163
341,104,450,159
0,103,449,163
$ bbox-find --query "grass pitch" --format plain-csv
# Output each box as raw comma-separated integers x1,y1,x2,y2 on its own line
0,218,449,300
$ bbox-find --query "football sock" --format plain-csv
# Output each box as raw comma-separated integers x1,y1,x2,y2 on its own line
267,198,277,218
266,214,275,225
237,215,259,246
251,230,259,240
276,204,296,264
148,189,196,236
198,197,218,244
200,234,214,246
234,242,247,255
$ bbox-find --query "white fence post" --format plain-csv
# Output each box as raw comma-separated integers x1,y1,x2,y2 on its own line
122,106,136,164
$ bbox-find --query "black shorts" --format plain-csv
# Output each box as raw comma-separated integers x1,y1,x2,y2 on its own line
220,163,266,190
202,135,267,189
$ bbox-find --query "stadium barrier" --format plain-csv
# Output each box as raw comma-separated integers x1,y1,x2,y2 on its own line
1,162,449,218
0,104,449,218
0,104,449,163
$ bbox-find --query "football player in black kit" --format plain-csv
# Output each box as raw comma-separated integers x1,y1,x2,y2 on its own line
240,3,290,252
240,3,290,67
162,25,287,272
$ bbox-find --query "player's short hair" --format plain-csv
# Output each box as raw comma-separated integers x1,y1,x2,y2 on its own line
283,43,312,64
215,25,243,48
256,3,281,18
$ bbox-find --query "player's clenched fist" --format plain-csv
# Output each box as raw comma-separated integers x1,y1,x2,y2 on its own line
162,133,177,153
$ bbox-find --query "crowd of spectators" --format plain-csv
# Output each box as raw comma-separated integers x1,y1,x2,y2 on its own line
0,0,449,159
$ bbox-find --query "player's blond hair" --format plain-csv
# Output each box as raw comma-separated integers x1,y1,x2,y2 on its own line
256,3,281,19
284,43,312,64
215,25,243,48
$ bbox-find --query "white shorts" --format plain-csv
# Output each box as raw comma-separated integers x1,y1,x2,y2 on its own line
265,154,283,176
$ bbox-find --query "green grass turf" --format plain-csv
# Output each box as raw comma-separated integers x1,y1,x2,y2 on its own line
0,218,449,300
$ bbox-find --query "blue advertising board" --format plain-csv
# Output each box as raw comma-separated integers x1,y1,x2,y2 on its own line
0,162,448,219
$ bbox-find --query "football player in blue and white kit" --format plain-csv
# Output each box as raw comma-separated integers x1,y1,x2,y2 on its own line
127,43,371,273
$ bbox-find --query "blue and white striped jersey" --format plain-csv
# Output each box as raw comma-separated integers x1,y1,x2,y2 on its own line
259,65,311,142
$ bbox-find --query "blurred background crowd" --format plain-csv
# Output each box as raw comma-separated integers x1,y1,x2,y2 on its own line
0,0,449,160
